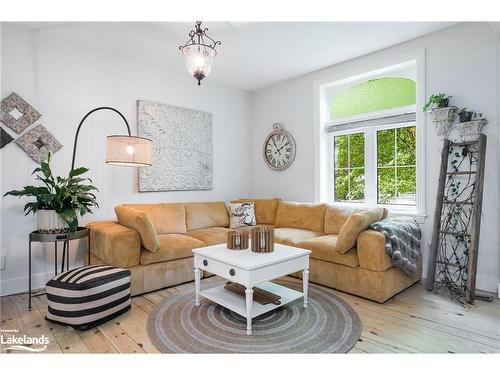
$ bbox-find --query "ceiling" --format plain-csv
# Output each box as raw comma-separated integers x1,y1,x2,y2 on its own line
16,22,456,91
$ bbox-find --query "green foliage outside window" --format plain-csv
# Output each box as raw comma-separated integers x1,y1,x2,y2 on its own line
334,133,365,202
333,126,416,205
377,126,416,205
331,76,417,206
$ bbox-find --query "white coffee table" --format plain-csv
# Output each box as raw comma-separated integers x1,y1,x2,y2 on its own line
193,242,311,335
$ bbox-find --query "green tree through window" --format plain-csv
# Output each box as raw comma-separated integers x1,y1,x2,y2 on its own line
329,76,417,207
377,126,416,205
334,133,365,202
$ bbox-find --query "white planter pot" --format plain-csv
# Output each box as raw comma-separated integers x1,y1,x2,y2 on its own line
434,121,452,138
457,119,486,142
430,106,457,122
430,107,457,138
36,210,69,233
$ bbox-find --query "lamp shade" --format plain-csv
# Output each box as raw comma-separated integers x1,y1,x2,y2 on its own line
106,135,152,167
181,45,216,85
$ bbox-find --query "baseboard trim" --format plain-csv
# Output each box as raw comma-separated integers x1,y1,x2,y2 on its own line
1,270,55,297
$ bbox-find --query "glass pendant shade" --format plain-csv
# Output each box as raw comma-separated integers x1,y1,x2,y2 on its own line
181,45,216,85
106,135,153,167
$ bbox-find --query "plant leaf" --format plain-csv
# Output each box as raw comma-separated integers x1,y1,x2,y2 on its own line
69,167,89,178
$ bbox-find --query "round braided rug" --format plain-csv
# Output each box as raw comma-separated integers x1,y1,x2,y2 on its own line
147,278,362,353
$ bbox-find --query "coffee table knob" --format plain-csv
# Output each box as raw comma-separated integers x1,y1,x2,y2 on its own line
203,259,208,266
229,269,235,276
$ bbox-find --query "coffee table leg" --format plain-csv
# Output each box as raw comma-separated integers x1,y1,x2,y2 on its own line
303,268,309,308
245,287,253,335
194,268,201,306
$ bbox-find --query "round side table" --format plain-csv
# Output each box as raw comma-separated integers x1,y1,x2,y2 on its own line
28,227,89,309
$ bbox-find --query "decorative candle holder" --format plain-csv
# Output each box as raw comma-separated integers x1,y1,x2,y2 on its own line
251,227,274,253
227,229,249,250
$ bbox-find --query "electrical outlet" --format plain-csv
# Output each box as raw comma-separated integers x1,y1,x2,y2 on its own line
0,257,5,270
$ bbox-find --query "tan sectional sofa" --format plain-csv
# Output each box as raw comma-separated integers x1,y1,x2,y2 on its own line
87,198,421,302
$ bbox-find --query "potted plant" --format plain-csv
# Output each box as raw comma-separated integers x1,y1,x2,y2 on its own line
423,93,456,137
457,108,473,122
3,153,98,233
422,93,452,112
456,111,487,142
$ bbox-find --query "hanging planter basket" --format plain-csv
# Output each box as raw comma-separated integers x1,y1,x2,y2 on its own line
36,210,69,233
456,119,487,142
430,106,457,138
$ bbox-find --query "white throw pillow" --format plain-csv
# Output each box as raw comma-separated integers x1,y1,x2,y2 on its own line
228,202,256,229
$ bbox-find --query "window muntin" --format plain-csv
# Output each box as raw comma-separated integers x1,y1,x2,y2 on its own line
333,133,365,202
376,125,416,206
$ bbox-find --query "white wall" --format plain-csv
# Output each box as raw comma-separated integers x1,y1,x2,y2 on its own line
249,22,500,293
0,23,251,295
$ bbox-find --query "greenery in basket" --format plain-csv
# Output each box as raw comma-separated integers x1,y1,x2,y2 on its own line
3,153,98,232
422,93,452,112
457,108,484,123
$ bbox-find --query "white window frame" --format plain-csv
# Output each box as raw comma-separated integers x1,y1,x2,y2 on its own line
314,51,426,220
327,116,418,213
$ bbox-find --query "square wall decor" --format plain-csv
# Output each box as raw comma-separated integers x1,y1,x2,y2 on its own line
0,92,42,134
16,124,63,163
137,100,213,191
0,127,14,149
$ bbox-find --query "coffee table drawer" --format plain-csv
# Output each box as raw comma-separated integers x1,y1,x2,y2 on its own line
195,255,246,283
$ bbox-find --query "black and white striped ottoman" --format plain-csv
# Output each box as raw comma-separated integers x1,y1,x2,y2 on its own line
45,265,131,330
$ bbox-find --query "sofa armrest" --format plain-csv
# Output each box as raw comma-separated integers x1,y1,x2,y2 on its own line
356,230,392,271
87,221,141,268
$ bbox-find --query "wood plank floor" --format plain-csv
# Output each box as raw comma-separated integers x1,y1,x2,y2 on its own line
1,278,499,354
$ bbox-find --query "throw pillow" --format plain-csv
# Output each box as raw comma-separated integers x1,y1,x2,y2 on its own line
336,208,385,254
228,202,257,229
115,205,161,253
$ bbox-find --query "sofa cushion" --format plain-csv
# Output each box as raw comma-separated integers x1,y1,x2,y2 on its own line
115,205,161,253
228,202,256,229
186,227,232,246
274,227,322,246
185,202,230,231
274,201,327,233
324,206,363,235
140,234,205,265
123,203,186,234
232,198,280,225
297,235,359,268
336,208,385,254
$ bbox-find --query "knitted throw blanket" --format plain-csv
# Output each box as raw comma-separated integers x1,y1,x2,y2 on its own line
369,217,421,276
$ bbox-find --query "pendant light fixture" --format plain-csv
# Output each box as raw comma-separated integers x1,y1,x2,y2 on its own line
179,21,221,86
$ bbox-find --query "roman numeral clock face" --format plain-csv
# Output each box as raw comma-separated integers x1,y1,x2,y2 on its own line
263,128,296,170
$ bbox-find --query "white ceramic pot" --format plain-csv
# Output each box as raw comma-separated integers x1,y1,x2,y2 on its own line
457,119,486,142
36,210,69,233
430,107,457,138
430,106,457,123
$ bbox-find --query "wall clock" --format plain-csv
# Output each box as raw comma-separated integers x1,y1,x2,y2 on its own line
263,123,296,171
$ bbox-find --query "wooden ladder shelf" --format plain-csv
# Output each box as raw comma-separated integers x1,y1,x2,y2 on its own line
425,134,491,304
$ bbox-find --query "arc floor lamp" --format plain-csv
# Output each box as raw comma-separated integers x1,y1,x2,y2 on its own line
71,106,152,170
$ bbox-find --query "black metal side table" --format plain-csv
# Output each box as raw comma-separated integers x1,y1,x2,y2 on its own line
28,227,89,309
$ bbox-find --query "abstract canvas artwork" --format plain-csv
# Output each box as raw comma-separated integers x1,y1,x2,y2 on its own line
137,100,213,191
0,127,14,149
0,92,41,134
16,124,63,163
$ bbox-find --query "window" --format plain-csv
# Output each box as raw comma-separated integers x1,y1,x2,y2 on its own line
377,126,416,206
333,133,365,202
318,59,424,216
